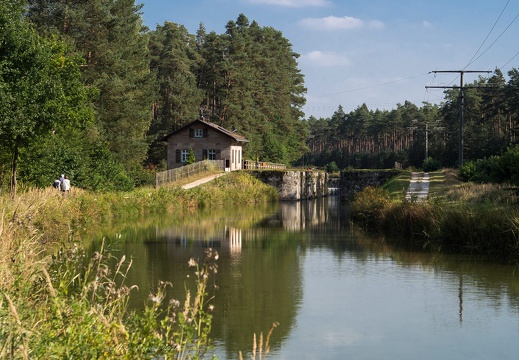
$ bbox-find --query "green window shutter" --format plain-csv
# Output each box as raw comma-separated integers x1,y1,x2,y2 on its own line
202,149,207,159
176,149,181,163
189,129,194,138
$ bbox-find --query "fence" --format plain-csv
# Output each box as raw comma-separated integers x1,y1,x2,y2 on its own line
155,160,224,188
243,160,286,170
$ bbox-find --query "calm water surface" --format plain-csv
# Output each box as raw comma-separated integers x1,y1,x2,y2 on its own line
86,197,519,360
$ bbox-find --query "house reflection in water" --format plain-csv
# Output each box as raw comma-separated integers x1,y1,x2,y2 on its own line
157,222,244,258
157,197,338,256
222,227,242,255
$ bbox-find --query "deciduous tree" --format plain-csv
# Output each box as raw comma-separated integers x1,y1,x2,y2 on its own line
0,0,92,197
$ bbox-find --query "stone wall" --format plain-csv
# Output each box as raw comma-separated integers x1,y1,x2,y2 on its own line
250,170,328,200
340,169,400,202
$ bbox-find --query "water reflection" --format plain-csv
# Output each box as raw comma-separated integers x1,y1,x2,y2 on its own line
84,198,519,360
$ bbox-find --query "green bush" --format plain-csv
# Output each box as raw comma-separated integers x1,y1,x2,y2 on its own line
459,156,504,183
325,161,340,173
459,161,478,182
421,157,441,172
81,148,134,192
499,144,519,185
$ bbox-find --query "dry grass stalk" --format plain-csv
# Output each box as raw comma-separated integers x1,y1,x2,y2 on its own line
242,322,279,360
4,293,29,360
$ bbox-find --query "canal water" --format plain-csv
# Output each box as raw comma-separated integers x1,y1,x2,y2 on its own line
85,197,519,360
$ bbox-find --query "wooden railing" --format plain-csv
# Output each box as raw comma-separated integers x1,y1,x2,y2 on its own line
243,160,286,170
155,160,224,188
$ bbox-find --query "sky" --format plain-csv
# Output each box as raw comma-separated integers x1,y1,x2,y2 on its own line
138,0,519,119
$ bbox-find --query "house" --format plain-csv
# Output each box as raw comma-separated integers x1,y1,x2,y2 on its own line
162,118,249,171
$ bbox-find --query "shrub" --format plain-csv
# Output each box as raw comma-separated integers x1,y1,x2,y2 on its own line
351,186,391,227
459,161,478,182
499,144,519,185
459,156,504,183
186,149,196,165
421,157,441,172
325,161,340,173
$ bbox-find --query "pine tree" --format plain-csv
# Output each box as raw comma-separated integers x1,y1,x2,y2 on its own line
147,22,203,166
196,14,307,164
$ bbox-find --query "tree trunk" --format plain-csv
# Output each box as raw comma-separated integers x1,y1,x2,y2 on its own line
10,142,19,200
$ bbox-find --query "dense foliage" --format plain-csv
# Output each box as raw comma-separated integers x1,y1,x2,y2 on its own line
459,144,519,185
0,0,93,196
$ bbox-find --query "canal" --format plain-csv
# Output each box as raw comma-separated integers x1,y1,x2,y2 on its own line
85,197,519,359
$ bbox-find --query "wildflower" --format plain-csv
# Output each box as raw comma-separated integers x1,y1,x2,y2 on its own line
149,293,163,304
188,258,197,267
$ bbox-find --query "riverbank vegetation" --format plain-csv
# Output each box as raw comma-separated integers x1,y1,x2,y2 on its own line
0,172,277,358
351,168,519,263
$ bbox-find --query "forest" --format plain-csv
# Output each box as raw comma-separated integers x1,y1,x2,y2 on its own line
1,0,519,193
305,69,519,171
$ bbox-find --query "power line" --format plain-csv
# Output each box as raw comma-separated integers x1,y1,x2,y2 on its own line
312,73,429,98
465,10,519,68
464,0,511,69
501,49,519,69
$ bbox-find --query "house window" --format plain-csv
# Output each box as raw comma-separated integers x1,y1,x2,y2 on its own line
203,149,220,160
181,149,189,163
194,129,203,138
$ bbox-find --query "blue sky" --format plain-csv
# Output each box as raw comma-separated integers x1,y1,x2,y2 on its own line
138,0,519,119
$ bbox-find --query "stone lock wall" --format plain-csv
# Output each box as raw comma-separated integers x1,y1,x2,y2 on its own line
340,169,400,202
250,170,328,200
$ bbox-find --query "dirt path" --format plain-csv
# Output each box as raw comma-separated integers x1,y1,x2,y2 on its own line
405,172,430,201
181,173,227,189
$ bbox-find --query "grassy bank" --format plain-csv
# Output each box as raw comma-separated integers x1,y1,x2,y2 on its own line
350,169,519,263
0,171,277,358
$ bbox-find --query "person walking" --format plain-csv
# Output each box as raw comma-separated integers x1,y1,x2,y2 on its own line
61,175,71,196
53,177,61,191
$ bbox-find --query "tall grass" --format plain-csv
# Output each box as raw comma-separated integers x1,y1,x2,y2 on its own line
351,179,519,262
0,171,276,358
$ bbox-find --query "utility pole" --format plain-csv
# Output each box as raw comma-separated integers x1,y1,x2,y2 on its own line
426,70,491,166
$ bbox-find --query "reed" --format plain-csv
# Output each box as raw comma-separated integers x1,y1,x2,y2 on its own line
352,177,519,262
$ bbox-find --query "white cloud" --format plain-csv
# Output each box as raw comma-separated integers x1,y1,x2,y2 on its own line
368,20,385,29
300,16,384,30
247,0,330,7
301,50,350,67
422,20,432,27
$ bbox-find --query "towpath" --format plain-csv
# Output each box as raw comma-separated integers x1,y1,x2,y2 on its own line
405,172,430,201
